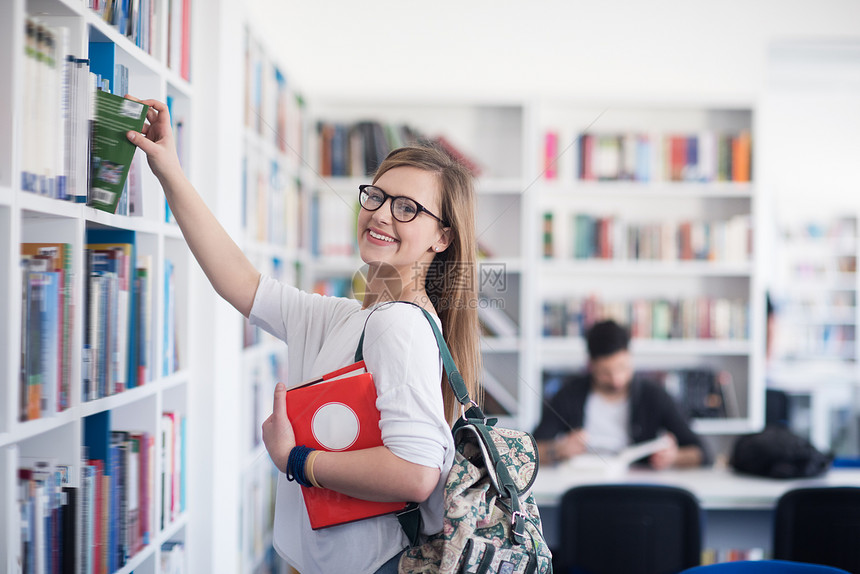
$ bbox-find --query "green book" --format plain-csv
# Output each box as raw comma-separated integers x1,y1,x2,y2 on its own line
89,91,149,214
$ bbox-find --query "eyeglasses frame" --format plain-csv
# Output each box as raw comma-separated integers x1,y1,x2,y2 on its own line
358,184,449,227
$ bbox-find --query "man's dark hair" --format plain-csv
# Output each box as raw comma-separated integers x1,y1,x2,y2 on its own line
586,320,631,359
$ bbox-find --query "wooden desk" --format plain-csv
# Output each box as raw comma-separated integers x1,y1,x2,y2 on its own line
532,464,860,552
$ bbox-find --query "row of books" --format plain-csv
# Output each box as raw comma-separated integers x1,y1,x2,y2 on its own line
20,244,73,420
21,18,77,200
85,0,192,80
775,324,856,361
244,31,305,158
311,277,355,298
543,130,752,183
545,212,752,263
700,548,765,564
309,192,358,257
20,17,187,220
782,216,858,242
20,19,147,213
17,410,185,574
542,295,750,341
161,541,187,574
315,120,482,178
241,154,300,246
84,0,157,55
82,230,154,402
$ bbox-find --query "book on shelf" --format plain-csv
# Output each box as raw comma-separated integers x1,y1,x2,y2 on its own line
166,0,192,80
163,258,180,375
134,255,154,386
543,212,554,258
285,360,408,529
88,90,149,214
543,131,559,179
19,243,73,421
160,411,187,527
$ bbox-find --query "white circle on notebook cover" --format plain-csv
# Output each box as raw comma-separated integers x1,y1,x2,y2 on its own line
312,402,360,451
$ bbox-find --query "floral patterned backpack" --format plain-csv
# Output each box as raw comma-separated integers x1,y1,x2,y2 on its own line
356,305,553,573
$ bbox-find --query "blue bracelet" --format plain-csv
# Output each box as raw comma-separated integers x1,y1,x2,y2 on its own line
286,446,315,488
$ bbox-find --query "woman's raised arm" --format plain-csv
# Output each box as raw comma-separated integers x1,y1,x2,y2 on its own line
126,97,260,317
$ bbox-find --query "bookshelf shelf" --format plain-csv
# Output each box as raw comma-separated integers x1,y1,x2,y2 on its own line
481,337,522,353
540,337,753,358
2,0,194,570
539,181,754,200
530,101,763,435
540,260,754,277
475,177,528,195
0,411,77,448
19,193,83,217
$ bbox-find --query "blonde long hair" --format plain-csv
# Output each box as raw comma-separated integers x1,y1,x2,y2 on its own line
372,143,483,424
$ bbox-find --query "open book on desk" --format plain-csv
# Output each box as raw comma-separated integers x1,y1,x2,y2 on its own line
285,360,407,529
564,435,674,477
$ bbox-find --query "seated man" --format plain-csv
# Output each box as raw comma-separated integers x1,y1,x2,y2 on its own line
534,319,711,469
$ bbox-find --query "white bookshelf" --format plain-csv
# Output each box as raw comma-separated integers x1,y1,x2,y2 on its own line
306,98,533,427
530,100,765,435
0,0,194,571
234,19,302,574
297,97,770,436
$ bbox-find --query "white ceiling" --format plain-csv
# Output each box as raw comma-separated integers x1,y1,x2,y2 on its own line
248,0,860,103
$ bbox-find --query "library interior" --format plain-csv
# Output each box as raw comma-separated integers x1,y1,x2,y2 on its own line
2,0,860,573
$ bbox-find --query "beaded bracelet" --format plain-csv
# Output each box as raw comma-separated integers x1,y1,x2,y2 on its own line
286,445,315,488
306,450,323,488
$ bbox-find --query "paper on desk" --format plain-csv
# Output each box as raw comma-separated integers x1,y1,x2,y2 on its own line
566,435,674,475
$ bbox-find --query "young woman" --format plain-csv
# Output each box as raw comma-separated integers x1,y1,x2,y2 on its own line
127,99,482,574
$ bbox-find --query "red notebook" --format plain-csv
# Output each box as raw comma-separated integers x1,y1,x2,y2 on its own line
285,360,407,529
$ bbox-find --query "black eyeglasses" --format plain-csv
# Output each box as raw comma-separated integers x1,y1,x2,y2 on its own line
358,185,448,226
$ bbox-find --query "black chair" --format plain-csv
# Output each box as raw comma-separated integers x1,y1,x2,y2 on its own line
773,486,860,573
556,484,703,574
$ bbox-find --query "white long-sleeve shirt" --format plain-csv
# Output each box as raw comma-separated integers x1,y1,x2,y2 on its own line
249,274,454,574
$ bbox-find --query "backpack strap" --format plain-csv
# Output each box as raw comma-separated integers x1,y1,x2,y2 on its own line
353,301,487,547
354,302,478,413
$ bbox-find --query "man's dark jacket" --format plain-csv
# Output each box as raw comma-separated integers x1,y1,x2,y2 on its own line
533,373,712,465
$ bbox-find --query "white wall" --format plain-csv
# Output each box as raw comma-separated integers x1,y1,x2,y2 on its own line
248,0,860,102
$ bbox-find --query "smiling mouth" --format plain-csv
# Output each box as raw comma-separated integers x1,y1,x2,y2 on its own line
368,230,397,243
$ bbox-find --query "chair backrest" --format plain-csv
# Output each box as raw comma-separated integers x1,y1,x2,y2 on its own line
773,486,860,573
557,483,702,574
680,559,850,573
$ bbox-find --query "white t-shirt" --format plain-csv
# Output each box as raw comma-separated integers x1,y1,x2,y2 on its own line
249,275,455,574
583,392,630,455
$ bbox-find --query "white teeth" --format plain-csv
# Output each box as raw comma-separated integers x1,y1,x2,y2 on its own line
369,230,396,243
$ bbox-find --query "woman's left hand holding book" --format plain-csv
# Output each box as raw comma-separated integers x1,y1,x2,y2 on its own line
263,383,296,474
